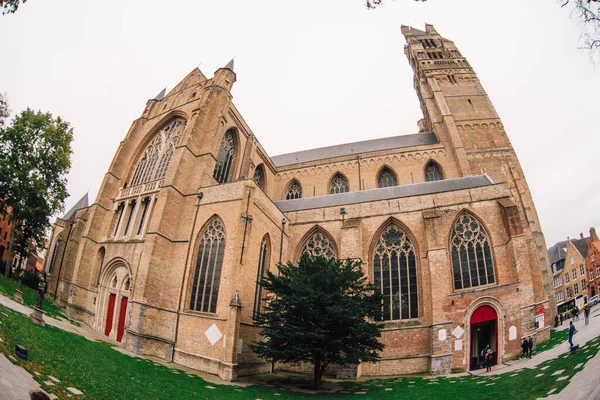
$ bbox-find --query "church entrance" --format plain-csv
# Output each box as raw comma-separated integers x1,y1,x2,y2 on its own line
97,261,131,343
470,305,497,370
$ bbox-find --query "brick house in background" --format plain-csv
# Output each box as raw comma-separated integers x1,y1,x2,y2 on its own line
549,236,589,316
44,25,554,380
585,228,600,298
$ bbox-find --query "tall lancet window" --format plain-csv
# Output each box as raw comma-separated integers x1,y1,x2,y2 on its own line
190,218,226,313
450,212,495,290
130,118,186,186
373,224,418,321
378,167,397,188
424,161,443,182
253,165,265,190
253,235,270,318
213,129,237,184
330,173,349,194
301,230,336,261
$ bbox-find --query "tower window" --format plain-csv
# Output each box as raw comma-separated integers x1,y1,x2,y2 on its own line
424,161,443,182
451,212,495,290
330,173,349,194
285,180,302,200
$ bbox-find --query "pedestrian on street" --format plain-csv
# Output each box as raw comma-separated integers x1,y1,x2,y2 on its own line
584,305,590,325
554,315,559,328
520,338,528,359
560,313,563,325
485,345,493,372
527,336,534,359
568,321,576,348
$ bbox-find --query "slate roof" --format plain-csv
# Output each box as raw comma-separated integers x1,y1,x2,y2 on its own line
154,88,166,101
62,193,89,220
548,237,589,266
573,238,590,259
224,58,234,72
274,174,494,213
270,132,438,167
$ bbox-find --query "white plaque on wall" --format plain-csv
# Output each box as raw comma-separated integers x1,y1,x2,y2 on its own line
509,325,517,341
204,323,223,346
452,325,464,339
438,328,447,341
455,339,463,351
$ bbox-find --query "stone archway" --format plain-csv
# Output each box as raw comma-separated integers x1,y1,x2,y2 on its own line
96,259,131,343
464,297,505,371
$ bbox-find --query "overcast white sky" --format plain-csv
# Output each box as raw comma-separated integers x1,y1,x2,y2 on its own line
1,0,598,247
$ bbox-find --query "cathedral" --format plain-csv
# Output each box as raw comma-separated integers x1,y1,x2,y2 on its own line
44,25,554,381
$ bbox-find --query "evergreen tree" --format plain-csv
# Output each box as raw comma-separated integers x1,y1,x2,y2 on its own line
251,255,384,389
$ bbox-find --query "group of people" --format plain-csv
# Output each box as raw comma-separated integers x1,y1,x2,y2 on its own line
479,344,494,372
520,336,534,359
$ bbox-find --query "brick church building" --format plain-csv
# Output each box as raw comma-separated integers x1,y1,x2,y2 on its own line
44,25,554,380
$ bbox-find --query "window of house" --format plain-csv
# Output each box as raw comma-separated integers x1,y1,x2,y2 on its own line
574,282,579,295
189,218,226,313
253,236,270,318
424,161,443,182
591,269,595,280
582,279,586,291
572,269,577,280
130,118,186,186
570,256,574,265
373,224,418,320
567,287,572,298
301,230,336,260
330,173,349,194
596,265,600,278
451,213,495,290
378,167,397,188
565,273,570,284
285,180,302,200
213,129,237,184
580,264,585,276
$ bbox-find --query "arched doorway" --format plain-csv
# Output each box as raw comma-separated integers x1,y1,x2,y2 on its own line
470,304,497,370
97,260,131,343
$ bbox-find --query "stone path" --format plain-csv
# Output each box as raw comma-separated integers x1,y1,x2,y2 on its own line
0,353,50,400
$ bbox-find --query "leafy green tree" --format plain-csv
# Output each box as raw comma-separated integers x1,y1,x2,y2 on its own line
0,0,27,14
0,104,73,277
251,255,384,389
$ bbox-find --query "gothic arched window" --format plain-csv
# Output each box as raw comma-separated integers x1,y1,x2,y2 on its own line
378,167,397,188
130,118,186,186
253,235,270,318
301,230,336,260
48,234,62,274
450,212,495,290
213,129,237,184
330,173,349,194
285,180,302,200
253,165,265,190
190,218,226,313
424,161,443,182
373,224,418,320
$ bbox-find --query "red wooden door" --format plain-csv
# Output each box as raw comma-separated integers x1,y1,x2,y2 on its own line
105,294,116,337
117,297,128,342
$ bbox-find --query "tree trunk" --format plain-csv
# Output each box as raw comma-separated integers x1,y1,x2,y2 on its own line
4,215,16,278
313,358,324,390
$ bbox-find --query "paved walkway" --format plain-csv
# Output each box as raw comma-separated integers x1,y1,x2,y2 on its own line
0,353,47,400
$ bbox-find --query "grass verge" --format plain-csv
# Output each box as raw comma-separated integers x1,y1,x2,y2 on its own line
0,274,67,320
0,302,598,399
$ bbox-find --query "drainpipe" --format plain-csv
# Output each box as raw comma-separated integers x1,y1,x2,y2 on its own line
54,220,75,301
239,187,253,264
171,191,203,362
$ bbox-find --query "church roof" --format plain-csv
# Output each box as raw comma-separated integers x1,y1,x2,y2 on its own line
224,58,234,72
62,193,89,220
274,174,494,213
154,88,166,101
271,132,438,167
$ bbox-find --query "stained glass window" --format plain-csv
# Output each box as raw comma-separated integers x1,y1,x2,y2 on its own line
190,218,226,313
213,129,237,184
130,118,186,186
373,224,418,320
424,161,443,182
253,236,270,318
330,173,349,194
301,231,336,260
285,180,302,200
450,213,495,290
378,167,397,188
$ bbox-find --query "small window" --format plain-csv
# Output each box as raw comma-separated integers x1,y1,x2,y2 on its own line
570,256,575,265
252,165,265,190
580,264,585,276
574,283,579,295
378,167,397,188
424,161,443,182
285,180,302,200
591,269,595,280
596,265,600,278
582,280,586,291
330,173,349,194
565,273,570,284
572,269,577,280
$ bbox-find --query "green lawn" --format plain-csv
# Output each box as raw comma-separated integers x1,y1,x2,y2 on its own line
535,329,568,353
0,303,598,399
0,274,68,320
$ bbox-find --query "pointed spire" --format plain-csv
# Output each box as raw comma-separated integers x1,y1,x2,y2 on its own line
154,87,166,101
62,193,89,220
223,58,234,72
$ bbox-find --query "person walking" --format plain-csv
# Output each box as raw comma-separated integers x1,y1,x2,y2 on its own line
527,336,534,359
485,345,493,372
568,321,576,348
560,313,563,325
520,338,528,359
584,304,590,325
554,314,559,328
